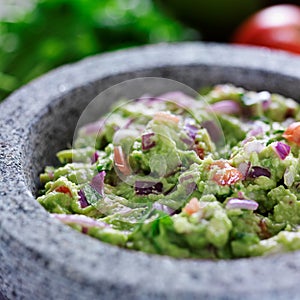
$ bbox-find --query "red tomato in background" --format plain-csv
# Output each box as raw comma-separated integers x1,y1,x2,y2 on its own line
283,122,300,146
232,4,300,54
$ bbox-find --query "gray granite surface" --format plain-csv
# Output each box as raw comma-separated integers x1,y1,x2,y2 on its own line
1,42,300,299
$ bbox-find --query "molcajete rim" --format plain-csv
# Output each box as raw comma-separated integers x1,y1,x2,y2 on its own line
1,42,300,299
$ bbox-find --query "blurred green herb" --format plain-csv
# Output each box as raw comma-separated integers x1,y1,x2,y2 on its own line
0,0,197,101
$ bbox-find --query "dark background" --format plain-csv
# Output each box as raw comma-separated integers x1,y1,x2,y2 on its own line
1,0,299,101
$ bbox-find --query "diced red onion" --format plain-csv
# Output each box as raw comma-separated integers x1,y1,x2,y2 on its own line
201,120,223,144
248,126,264,137
248,166,271,178
152,202,176,215
262,100,271,111
241,136,253,146
82,119,104,135
244,141,264,154
185,182,197,194
259,91,272,110
180,136,194,148
209,100,241,115
134,181,163,195
273,142,290,160
51,213,109,228
48,170,54,180
237,162,251,179
90,171,106,196
158,91,196,107
178,174,194,184
135,94,152,102
179,174,197,194
163,162,183,178
91,152,99,164
237,191,245,199
123,118,135,129
184,120,199,139
78,189,89,208
226,198,259,210
135,94,163,106
142,132,156,151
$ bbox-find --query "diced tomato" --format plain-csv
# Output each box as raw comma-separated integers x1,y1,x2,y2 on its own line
154,111,180,124
54,186,72,197
210,161,243,186
232,5,300,55
194,145,205,159
182,197,201,216
258,219,272,239
283,122,300,146
114,146,131,175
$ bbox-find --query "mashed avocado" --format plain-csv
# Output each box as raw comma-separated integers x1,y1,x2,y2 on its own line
37,84,300,259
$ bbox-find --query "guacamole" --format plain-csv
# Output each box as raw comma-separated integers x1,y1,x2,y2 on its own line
37,84,300,259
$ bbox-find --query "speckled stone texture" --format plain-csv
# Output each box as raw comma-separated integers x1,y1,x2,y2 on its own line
2,42,300,300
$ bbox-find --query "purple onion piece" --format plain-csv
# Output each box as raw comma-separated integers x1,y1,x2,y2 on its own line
210,100,241,115
248,166,271,179
201,120,223,144
237,162,251,179
248,126,264,137
241,136,253,146
185,182,197,194
262,99,271,111
134,94,151,102
184,121,199,139
273,142,290,160
48,170,54,180
178,174,194,184
134,181,163,195
179,174,197,194
90,171,106,196
135,94,163,106
91,151,99,164
152,202,176,215
78,189,89,208
142,132,156,151
123,118,135,129
237,191,245,199
180,136,194,148
158,91,196,107
82,118,104,135
51,213,109,228
259,91,272,111
226,198,259,210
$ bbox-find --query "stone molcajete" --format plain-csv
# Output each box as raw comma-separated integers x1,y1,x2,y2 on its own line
1,43,300,299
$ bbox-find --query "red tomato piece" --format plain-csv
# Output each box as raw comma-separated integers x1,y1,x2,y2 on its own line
182,197,201,216
232,5,300,55
114,146,131,176
283,122,300,146
55,186,72,197
210,161,243,186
